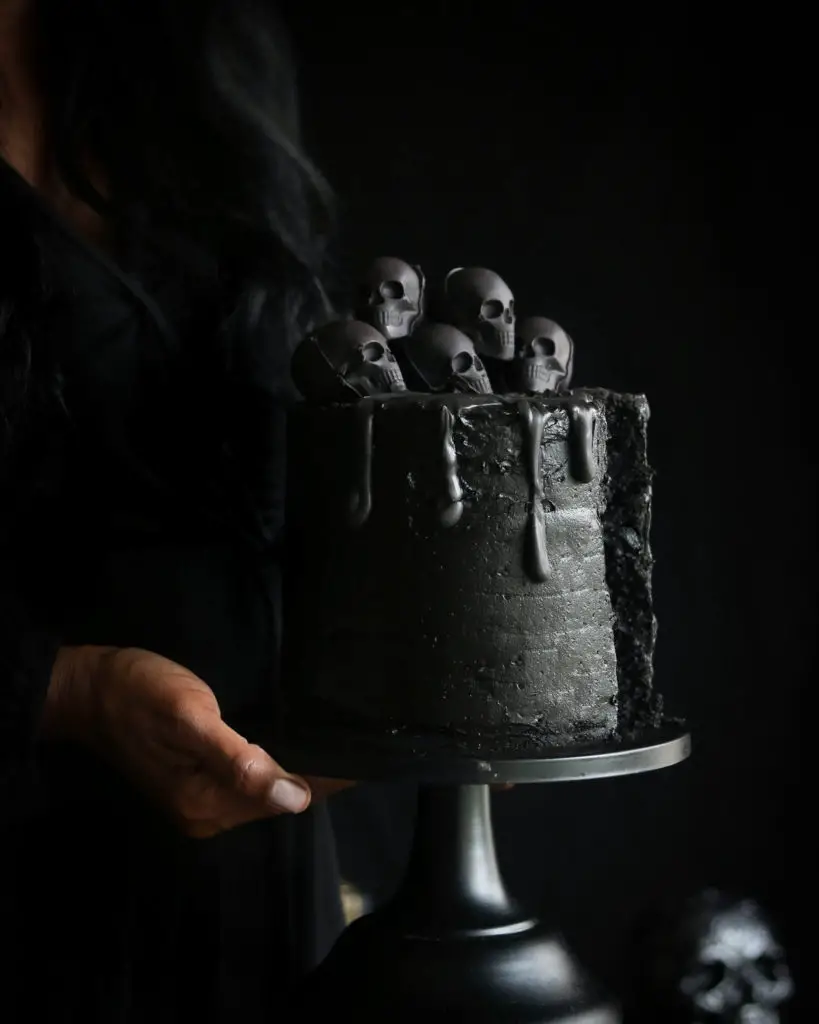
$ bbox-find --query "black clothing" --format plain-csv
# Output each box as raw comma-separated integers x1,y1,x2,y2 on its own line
0,155,344,1022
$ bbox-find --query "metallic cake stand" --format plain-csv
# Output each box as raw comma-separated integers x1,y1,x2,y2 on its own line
281,724,691,1024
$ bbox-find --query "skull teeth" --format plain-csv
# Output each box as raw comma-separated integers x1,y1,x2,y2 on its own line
375,310,403,327
520,366,564,393
452,373,492,395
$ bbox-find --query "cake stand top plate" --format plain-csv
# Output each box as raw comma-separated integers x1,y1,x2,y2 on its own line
275,724,691,785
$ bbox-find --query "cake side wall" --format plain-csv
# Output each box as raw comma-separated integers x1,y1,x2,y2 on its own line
282,395,620,754
584,389,660,734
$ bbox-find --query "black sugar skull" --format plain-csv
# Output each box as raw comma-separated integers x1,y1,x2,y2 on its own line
443,267,516,361
355,257,425,340
291,319,407,403
635,891,794,1024
509,316,574,394
403,323,492,394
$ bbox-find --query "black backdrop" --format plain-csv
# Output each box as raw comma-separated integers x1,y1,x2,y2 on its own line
282,5,810,1015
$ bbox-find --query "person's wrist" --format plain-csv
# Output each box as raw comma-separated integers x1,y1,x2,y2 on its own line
42,644,119,744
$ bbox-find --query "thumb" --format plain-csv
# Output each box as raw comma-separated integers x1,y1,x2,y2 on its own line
196,721,312,815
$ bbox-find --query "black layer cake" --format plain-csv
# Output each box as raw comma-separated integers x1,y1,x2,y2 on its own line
281,387,661,758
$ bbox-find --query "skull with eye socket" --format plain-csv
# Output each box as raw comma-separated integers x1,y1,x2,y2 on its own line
402,323,493,394
443,267,516,361
355,257,425,341
508,316,574,394
291,319,407,403
633,890,794,1024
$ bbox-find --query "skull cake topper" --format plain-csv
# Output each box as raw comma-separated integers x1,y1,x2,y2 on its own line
443,267,516,361
291,319,407,403
633,890,794,1024
402,323,493,394
508,316,574,394
355,257,426,341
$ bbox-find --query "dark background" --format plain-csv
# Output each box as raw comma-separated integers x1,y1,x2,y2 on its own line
284,5,809,1016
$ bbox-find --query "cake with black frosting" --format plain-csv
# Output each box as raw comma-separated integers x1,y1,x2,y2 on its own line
279,261,662,759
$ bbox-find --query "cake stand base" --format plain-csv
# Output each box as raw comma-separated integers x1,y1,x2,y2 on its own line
287,727,690,1024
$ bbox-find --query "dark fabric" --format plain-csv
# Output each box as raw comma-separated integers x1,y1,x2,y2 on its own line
0,587,62,808
0,155,344,1021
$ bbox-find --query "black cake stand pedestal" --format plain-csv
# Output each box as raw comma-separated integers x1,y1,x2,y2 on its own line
279,725,690,1024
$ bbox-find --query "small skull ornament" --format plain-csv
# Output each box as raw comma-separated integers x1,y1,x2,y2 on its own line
403,323,492,394
355,257,425,340
291,319,406,403
443,267,516,361
509,316,574,394
636,890,794,1024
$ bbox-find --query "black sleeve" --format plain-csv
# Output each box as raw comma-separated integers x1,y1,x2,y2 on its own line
0,584,62,806
1,167,66,806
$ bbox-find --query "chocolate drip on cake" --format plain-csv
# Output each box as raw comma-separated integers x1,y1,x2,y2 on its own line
439,404,464,527
517,399,551,582
348,398,375,528
568,403,596,483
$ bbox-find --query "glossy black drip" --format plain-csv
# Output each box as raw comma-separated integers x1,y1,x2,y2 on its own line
348,398,375,527
568,403,596,483
439,404,464,527
517,398,552,583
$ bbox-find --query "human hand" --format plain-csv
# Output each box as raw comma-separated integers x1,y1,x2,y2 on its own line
45,645,351,838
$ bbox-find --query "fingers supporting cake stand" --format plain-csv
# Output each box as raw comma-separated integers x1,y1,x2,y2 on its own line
285,725,690,1024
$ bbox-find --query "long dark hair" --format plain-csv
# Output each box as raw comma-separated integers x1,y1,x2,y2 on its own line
1,0,334,449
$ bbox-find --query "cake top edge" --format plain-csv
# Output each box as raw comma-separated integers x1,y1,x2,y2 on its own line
288,388,648,415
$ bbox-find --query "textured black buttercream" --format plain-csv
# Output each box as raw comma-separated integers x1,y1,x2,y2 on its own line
581,389,662,738
281,391,658,757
